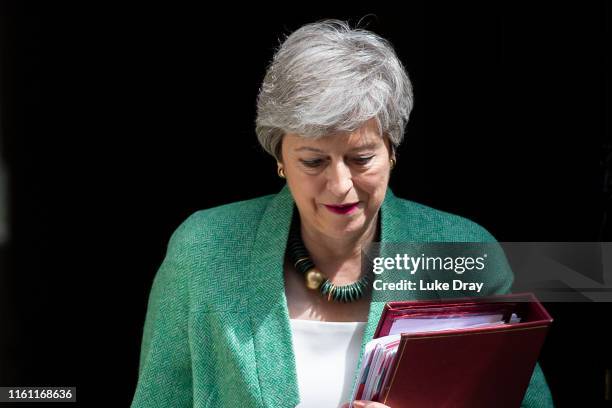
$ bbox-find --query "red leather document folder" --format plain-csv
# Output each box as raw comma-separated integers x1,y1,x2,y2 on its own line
371,293,553,408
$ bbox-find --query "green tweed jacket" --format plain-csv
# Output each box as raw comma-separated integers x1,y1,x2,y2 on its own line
131,184,555,408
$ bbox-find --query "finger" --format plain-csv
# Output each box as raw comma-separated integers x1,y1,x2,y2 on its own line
352,400,391,408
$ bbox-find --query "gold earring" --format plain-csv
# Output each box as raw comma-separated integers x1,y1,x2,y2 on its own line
277,165,286,178
390,158,396,170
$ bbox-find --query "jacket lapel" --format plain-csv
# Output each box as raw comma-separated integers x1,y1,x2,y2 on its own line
350,187,404,395
247,185,408,407
248,184,300,408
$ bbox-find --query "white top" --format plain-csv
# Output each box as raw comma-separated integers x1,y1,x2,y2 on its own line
290,318,367,408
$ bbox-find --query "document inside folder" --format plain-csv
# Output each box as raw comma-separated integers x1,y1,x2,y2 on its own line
388,312,521,335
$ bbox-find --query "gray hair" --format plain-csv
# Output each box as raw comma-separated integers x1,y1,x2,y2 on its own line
255,19,414,162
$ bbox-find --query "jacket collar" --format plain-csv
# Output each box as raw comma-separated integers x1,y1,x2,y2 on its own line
247,184,403,407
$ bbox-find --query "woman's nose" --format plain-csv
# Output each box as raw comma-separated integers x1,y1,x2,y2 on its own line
326,161,353,197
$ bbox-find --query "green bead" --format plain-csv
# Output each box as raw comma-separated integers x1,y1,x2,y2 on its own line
318,272,372,303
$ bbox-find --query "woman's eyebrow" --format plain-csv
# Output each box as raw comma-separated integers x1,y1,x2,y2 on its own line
348,143,379,151
294,143,380,153
294,146,325,153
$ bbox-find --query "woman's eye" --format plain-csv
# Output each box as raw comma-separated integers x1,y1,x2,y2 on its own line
301,159,324,168
354,155,375,165
300,156,374,168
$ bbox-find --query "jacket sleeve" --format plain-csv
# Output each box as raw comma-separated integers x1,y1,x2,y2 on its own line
521,363,555,407
479,230,555,408
131,225,193,407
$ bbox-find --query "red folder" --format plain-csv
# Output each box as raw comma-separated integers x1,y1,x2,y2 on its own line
371,293,553,408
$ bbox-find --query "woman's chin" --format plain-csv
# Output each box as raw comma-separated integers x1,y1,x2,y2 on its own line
323,218,369,238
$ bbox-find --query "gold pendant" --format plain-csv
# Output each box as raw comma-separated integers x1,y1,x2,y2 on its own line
305,269,326,290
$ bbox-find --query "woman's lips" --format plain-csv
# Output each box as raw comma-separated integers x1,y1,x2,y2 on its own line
324,202,360,214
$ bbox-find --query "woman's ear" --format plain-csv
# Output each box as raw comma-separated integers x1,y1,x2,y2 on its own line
388,139,396,161
275,134,286,164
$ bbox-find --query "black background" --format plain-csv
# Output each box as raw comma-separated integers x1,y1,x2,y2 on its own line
1,1,610,407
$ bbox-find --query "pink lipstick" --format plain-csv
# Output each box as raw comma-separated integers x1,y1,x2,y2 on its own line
324,202,359,214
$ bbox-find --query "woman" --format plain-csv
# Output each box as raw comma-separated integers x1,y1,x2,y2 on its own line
131,20,554,407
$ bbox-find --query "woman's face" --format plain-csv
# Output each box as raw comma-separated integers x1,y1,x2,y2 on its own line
280,119,394,241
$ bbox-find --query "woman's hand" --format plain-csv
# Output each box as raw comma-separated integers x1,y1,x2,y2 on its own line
340,401,391,408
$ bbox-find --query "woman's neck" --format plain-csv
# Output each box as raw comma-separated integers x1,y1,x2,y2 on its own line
299,213,379,282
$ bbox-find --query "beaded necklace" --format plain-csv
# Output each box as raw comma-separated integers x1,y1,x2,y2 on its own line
286,205,377,303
